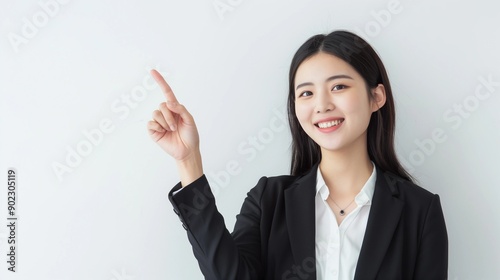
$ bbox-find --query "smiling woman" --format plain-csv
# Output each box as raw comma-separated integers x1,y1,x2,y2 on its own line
147,30,448,280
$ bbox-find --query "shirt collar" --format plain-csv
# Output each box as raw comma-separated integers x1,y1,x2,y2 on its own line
315,162,377,206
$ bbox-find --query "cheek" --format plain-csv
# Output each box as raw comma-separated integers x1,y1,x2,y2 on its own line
294,102,309,123
342,94,372,117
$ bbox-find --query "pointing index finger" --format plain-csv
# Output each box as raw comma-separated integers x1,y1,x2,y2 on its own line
150,69,179,103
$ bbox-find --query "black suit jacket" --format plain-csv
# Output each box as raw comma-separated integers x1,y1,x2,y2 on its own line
169,164,448,280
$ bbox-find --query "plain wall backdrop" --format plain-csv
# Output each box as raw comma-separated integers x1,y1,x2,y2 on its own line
1,0,499,279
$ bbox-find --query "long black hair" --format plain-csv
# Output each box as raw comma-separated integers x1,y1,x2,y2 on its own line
287,30,413,181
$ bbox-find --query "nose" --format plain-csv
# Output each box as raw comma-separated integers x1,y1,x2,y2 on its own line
315,90,335,113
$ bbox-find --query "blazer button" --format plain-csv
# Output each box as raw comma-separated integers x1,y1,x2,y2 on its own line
182,223,188,230
173,208,180,215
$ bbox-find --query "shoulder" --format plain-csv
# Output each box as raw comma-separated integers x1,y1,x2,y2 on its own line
246,171,313,203
263,174,301,187
379,170,442,209
249,174,302,194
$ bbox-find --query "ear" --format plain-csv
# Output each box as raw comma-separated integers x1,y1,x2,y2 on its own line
371,84,386,112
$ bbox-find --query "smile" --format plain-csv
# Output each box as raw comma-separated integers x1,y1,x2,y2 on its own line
315,119,344,128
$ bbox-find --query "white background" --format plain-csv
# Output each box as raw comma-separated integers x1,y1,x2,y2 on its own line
1,0,499,279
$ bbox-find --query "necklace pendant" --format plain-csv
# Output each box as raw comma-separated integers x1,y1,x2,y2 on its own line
340,210,345,216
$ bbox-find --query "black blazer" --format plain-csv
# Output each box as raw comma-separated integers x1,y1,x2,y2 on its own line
169,164,448,280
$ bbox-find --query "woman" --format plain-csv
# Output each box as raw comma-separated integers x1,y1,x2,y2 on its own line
147,30,448,280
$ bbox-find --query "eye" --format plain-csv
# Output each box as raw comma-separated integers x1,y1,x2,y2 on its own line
332,84,347,91
298,91,313,97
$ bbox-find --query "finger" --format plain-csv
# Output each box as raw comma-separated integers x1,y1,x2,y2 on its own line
166,101,195,126
150,69,179,103
158,102,178,131
147,120,166,135
152,108,171,131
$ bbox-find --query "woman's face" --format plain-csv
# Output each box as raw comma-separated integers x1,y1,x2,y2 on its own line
294,52,385,154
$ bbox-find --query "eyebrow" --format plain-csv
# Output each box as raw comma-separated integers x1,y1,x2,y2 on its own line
295,74,354,90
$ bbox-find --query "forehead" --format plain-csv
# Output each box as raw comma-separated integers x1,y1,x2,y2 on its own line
295,52,361,83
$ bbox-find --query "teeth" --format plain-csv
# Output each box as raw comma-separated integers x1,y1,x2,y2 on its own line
317,119,343,128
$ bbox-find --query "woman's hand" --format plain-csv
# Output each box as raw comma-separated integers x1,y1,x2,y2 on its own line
147,69,203,186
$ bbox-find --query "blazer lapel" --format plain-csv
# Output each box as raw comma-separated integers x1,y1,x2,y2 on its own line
354,167,404,279
284,165,318,275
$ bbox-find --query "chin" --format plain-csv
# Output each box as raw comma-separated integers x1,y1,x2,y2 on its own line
317,142,345,152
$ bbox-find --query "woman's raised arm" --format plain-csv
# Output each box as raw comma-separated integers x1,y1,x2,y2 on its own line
147,69,203,187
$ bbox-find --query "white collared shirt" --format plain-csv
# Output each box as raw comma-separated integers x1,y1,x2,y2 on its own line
315,163,377,280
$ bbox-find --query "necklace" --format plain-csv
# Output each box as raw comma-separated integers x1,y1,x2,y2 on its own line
328,196,356,216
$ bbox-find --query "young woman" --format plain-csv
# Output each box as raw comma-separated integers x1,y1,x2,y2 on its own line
147,30,448,280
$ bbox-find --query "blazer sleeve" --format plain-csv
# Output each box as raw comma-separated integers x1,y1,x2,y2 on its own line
168,174,267,280
413,194,449,279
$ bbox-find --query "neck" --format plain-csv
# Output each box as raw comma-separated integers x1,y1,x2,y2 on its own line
319,137,373,196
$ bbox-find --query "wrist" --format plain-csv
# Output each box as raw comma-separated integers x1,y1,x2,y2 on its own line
176,151,204,187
